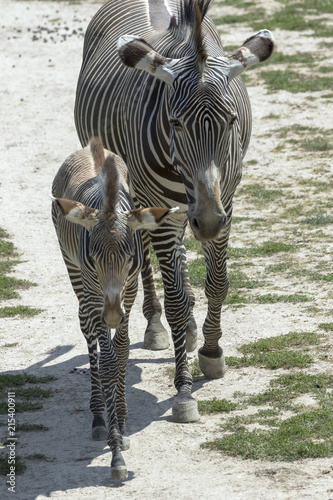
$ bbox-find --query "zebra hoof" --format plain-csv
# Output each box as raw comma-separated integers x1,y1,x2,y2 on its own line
92,415,107,441
92,426,107,441
144,316,169,350
111,465,128,481
172,392,200,423
121,435,130,451
186,315,197,352
111,452,128,481
198,351,226,379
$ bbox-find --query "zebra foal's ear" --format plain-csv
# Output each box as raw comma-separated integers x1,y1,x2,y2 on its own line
51,196,99,231
222,29,275,81
117,35,180,85
123,206,179,231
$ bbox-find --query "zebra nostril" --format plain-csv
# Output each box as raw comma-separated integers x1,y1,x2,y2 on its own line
192,217,200,229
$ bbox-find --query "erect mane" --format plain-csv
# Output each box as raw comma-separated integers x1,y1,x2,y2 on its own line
99,154,120,218
89,136,105,174
168,0,213,70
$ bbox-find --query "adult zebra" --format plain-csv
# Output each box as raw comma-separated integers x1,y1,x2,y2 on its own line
75,0,274,422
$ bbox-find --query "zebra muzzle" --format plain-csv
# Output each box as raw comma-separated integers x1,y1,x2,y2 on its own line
101,294,125,329
188,206,229,241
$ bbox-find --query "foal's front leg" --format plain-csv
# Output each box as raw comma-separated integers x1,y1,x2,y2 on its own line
78,304,107,440
98,328,128,480
112,313,130,451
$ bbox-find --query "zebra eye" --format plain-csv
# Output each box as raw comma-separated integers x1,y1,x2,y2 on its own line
170,117,182,130
228,113,237,128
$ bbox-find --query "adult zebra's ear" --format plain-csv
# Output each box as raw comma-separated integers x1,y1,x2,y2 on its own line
222,29,275,81
117,35,181,85
123,206,179,231
51,196,100,231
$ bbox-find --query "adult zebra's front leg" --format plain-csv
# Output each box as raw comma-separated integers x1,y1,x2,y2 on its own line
140,228,169,350
199,227,231,379
131,193,169,350
151,228,200,423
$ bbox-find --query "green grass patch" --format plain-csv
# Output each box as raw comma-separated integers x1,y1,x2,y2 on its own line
319,323,333,332
0,401,43,413
202,367,333,461
0,373,56,414
302,213,333,225
271,372,333,394
238,331,324,354
16,423,49,432
227,351,313,370
0,306,43,318
187,257,206,287
236,183,283,207
255,293,312,304
0,454,27,475
0,240,17,258
226,332,323,369
189,358,203,378
0,275,36,300
265,261,296,273
184,236,202,253
229,270,259,289
198,398,238,414
203,409,333,461
0,373,56,389
11,387,52,399
228,241,296,260
0,227,41,319
261,69,333,93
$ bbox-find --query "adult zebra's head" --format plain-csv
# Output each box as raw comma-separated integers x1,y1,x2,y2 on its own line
118,0,274,241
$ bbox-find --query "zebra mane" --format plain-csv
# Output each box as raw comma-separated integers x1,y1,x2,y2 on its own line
168,0,213,71
89,136,105,174
99,154,120,218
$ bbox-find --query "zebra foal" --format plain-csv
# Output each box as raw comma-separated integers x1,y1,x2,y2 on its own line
51,137,175,480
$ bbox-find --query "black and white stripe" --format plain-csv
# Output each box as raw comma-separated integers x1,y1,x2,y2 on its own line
51,138,175,479
74,0,274,422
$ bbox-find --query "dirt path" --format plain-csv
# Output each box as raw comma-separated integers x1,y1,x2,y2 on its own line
1,1,332,499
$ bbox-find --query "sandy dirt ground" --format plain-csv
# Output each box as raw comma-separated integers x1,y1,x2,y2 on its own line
1,1,333,499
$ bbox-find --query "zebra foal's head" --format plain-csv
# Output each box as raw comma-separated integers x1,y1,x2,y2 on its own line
53,139,177,329
118,0,274,241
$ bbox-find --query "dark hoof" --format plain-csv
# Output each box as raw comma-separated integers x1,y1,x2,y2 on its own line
111,451,128,481
172,392,200,423
144,315,169,350
92,415,107,441
198,350,226,379
92,426,107,441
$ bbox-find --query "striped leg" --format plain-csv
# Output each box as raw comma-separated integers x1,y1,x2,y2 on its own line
199,226,231,378
112,315,130,451
98,328,128,480
179,241,197,352
79,313,107,440
141,229,169,350
151,227,200,423
63,257,107,439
